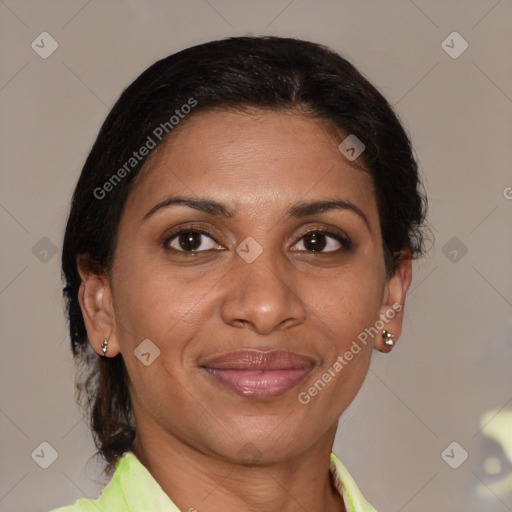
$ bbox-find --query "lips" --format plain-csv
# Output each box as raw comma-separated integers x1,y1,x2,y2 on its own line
200,349,316,399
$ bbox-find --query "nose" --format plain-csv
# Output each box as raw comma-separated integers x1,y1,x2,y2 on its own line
220,248,307,335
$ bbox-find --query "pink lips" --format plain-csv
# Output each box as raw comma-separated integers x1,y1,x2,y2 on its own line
200,349,316,399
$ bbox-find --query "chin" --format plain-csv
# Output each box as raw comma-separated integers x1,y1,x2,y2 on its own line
206,425,316,465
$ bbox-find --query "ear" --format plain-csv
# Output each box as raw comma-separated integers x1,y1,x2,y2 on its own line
375,250,413,353
77,258,121,357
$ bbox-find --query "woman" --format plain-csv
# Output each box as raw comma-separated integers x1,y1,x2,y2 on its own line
54,35,427,512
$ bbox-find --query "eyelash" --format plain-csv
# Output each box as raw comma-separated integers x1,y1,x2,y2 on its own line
162,225,352,255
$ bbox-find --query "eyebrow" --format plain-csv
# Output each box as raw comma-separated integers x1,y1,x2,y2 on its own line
142,195,370,230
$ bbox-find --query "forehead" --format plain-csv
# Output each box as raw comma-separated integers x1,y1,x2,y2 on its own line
124,109,377,222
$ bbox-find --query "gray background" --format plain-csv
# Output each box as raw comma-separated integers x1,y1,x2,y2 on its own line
1,1,511,511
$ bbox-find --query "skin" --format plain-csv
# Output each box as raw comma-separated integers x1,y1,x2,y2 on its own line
78,108,412,512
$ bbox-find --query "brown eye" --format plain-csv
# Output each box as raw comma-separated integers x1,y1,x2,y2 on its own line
302,232,328,252
292,230,352,253
164,229,222,253
177,232,202,251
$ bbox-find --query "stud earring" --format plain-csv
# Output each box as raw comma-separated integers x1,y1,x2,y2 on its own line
101,339,108,357
381,330,395,347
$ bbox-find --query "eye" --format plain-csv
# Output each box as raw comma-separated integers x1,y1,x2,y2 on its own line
291,229,352,253
163,227,223,253
162,226,351,255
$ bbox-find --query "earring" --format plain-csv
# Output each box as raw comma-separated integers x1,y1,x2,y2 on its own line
101,339,108,357
381,330,395,347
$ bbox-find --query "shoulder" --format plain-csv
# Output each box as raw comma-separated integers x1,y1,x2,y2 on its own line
48,451,177,512
48,489,129,512
48,456,130,512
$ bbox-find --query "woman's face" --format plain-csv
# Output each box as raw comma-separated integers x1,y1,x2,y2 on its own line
80,108,410,463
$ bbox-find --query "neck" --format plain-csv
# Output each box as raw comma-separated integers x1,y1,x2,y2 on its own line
131,425,345,512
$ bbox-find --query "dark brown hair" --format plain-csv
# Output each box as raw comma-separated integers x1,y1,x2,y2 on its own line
61,35,428,476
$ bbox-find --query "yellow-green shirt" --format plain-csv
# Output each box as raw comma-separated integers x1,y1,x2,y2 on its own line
51,451,377,511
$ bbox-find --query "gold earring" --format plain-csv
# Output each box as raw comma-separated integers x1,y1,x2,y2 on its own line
382,330,395,347
101,339,108,357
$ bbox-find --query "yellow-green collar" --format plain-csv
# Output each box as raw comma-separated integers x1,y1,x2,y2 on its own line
52,450,377,512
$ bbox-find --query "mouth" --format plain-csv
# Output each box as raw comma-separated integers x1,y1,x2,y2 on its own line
200,349,316,399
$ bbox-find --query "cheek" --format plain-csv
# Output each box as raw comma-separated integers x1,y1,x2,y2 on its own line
309,262,384,342
113,258,214,347
297,270,380,418
111,261,220,403
115,266,200,417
